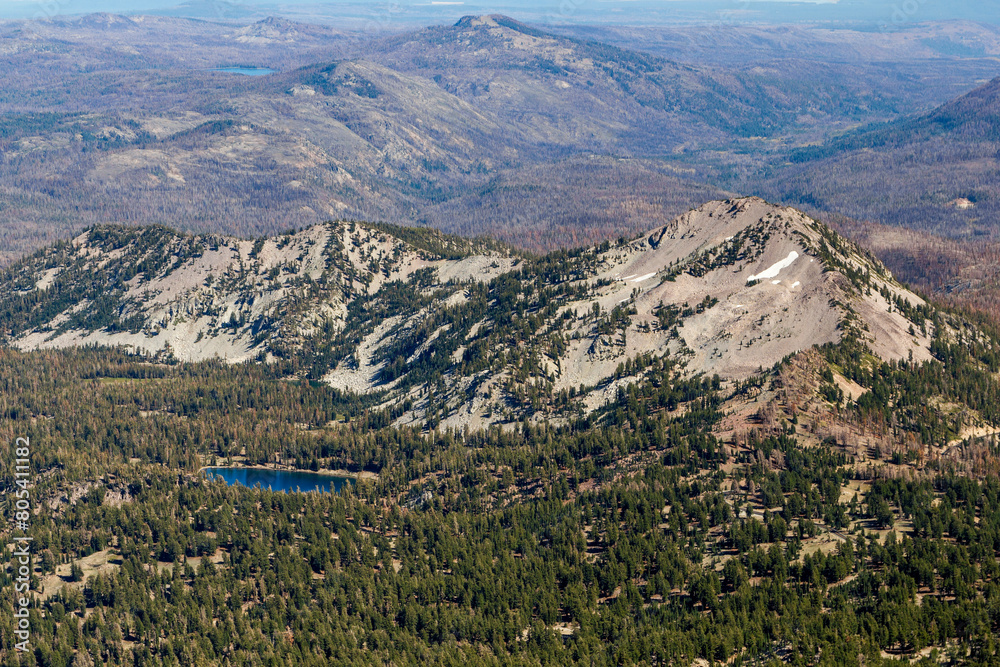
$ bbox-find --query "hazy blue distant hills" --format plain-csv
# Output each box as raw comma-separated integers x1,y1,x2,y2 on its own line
9,0,1000,27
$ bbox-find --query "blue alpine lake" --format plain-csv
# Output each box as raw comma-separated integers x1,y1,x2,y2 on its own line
209,67,277,76
203,467,351,493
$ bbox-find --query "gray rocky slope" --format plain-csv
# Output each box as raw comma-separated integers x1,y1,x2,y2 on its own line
0,198,934,428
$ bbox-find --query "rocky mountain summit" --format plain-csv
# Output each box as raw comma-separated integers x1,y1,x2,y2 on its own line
0,198,939,428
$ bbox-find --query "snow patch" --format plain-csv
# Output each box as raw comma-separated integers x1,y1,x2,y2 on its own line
631,273,657,283
792,281,801,288
748,251,798,283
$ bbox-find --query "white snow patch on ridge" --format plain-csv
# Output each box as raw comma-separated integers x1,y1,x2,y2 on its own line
748,251,799,283
631,273,657,283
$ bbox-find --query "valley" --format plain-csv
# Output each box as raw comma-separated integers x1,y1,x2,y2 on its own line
1,13,1000,266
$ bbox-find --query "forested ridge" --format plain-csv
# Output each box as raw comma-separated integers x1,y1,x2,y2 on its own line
0,198,947,435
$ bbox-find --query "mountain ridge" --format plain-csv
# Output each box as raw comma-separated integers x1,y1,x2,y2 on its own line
0,198,939,431
3,13,979,264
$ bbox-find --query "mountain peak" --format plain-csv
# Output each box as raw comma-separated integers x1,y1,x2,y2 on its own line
234,15,302,42
255,16,299,29
454,15,497,28
74,13,140,29
0,200,939,430
453,14,549,37
610,197,933,377
1,221,516,366
454,15,506,28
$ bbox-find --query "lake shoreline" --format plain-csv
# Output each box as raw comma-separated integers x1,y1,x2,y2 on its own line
198,463,377,481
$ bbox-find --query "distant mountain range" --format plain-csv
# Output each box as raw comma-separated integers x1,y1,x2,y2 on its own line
1,13,997,268
9,0,1000,26
3,12,1000,325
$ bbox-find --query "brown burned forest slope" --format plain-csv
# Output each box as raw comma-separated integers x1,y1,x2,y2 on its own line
0,14,992,264
758,77,1000,242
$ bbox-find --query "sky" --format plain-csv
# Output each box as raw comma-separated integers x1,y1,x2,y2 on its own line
1,0,998,26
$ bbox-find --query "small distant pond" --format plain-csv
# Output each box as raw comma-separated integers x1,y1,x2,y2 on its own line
203,467,351,493
208,67,277,76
